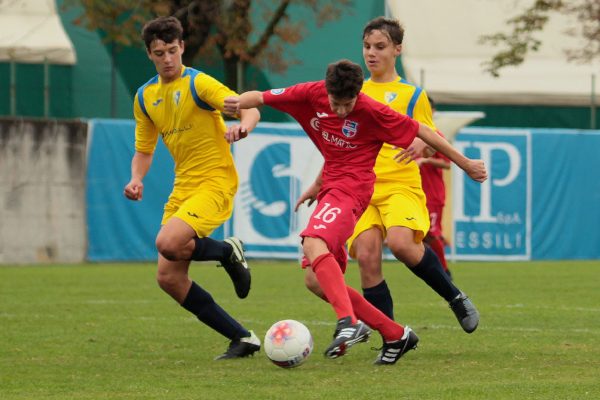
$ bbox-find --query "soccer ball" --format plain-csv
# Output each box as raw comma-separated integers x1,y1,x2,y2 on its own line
264,320,313,368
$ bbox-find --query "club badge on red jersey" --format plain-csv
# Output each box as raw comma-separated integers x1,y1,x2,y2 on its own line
342,120,358,138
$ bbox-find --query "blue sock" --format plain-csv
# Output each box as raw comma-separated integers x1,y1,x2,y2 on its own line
362,280,394,320
190,237,232,262
181,281,249,340
409,245,460,302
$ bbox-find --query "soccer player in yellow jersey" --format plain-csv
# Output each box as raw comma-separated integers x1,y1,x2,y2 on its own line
297,17,479,334
123,16,261,359
354,17,479,333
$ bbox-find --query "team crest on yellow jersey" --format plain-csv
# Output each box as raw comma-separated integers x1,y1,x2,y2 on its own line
173,90,181,105
384,91,397,103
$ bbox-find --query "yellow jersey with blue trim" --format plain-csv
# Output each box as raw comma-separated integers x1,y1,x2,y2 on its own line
133,66,238,191
362,77,437,188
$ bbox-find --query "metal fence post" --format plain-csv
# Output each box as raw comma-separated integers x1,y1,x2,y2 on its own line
44,58,50,118
10,61,16,116
591,74,596,130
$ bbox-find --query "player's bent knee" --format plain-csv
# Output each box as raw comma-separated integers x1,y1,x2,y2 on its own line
157,248,179,261
156,271,179,294
355,251,381,272
389,242,424,267
155,237,182,261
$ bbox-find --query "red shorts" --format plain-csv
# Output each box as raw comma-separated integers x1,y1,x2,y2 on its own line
301,188,365,273
427,204,444,237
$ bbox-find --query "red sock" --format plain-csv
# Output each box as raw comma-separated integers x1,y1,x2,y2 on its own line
429,236,448,271
346,286,404,341
312,253,356,323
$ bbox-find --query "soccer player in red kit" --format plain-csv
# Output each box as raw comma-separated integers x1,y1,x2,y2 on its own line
224,60,487,364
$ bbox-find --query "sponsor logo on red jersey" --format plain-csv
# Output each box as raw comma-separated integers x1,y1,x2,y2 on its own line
310,117,320,131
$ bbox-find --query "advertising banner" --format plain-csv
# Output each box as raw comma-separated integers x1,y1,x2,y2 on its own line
452,128,531,260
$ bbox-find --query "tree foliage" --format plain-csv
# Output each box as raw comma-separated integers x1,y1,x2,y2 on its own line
64,0,352,90
479,0,600,77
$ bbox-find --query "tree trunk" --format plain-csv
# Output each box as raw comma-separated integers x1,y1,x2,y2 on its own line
223,56,242,92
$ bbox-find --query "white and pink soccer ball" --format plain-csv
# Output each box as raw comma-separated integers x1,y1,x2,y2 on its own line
264,320,313,368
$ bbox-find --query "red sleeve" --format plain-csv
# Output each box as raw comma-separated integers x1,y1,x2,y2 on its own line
263,82,315,115
373,101,419,149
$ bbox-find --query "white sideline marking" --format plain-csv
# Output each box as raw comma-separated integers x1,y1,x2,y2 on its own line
84,299,160,305
75,300,600,313
494,304,600,313
236,319,600,335
2,313,598,335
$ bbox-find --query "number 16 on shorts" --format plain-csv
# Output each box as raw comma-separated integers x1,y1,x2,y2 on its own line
301,189,359,249
312,202,341,230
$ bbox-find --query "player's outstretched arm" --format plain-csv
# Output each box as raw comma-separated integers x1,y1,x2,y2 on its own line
394,137,433,165
417,156,451,169
239,108,260,131
224,91,264,115
225,108,261,143
409,123,488,183
294,166,323,211
124,151,153,201
224,91,264,143
294,182,320,212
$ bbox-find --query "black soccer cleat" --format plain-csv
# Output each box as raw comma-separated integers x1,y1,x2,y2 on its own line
219,237,251,299
324,317,371,359
214,330,261,360
449,292,480,333
374,327,419,365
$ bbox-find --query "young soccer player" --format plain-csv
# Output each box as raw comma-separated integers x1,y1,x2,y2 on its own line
298,17,480,333
123,16,261,360
224,59,487,364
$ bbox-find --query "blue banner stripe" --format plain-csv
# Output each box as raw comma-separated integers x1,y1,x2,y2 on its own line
245,244,299,252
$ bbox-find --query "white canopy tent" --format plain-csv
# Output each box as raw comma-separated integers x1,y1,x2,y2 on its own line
387,0,600,106
0,0,77,116
0,0,76,64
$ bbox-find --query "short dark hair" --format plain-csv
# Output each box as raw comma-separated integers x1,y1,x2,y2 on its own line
325,59,364,99
363,17,404,45
141,16,183,50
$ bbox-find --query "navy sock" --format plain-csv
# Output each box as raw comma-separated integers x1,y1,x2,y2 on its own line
181,281,249,340
190,237,232,262
409,245,460,302
362,280,394,320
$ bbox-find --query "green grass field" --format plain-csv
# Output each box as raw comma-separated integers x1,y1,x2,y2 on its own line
1,260,599,399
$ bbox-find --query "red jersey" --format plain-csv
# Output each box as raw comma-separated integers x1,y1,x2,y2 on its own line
420,151,449,207
263,81,419,209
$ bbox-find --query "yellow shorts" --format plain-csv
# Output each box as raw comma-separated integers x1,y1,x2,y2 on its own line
162,185,235,238
348,182,430,257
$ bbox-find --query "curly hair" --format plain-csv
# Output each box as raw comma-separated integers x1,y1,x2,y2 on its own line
141,16,184,50
325,59,364,99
